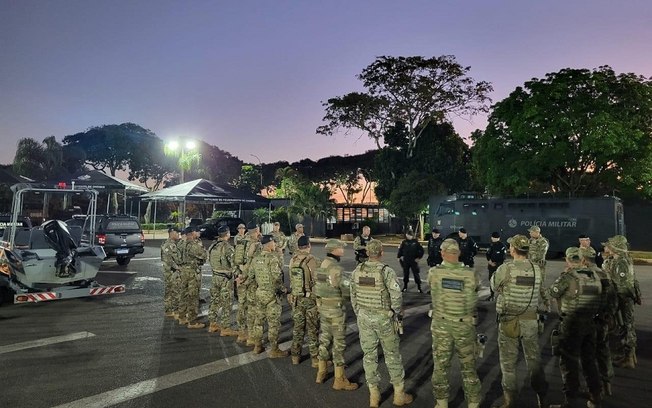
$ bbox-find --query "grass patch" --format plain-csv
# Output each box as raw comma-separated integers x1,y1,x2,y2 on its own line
630,251,652,260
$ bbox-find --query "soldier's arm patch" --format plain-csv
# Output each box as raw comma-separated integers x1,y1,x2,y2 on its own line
442,278,464,291
358,276,375,286
515,276,535,286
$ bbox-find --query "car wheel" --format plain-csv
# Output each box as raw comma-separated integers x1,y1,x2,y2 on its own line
116,256,131,266
0,286,13,306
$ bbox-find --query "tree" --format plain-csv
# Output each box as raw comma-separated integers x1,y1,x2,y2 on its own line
234,164,263,194
318,55,492,156
63,123,149,176
13,138,47,180
374,121,474,214
472,66,652,198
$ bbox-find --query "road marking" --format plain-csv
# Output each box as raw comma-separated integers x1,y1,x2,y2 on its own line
97,271,137,275
0,331,96,355
104,257,161,263
52,340,292,408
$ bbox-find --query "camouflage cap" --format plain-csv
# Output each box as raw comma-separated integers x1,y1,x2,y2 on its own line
295,223,304,229
602,235,629,252
528,225,541,233
579,246,597,260
273,221,280,226
440,238,460,253
237,223,246,230
325,239,347,250
507,235,530,251
366,239,383,256
565,247,582,262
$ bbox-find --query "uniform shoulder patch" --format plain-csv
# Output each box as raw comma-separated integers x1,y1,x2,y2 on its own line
442,278,464,291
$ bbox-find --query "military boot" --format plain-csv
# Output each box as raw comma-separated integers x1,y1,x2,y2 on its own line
548,397,580,408
291,355,300,365
602,381,612,397
435,399,448,408
165,311,175,317
369,384,381,408
253,342,264,354
187,321,205,329
392,382,414,406
236,330,248,343
332,365,358,391
268,344,289,358
467,403,479,408
246,337,256,346
178,317,189,325
494,391,515,408
311,357,319,368
220,327,239,337
316,360,328,384
614,351,636,368
586,393,602,408
207,322,221,333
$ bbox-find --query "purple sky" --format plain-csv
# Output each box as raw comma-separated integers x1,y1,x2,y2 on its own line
1,0,651,166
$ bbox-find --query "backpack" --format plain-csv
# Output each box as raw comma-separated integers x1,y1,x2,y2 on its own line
290,256,311,295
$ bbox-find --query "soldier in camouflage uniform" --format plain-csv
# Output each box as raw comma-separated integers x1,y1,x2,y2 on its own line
234,226,260,344
353,225,372,264
207,226,238,337
428,238,481,408
250,235,289,358
178,227,207,329
548,247,604,408
271,221,287,257
602,235,641,369
580,246,618,397
315,239,358,391
161,226,181,318
491,234,548,408
286,223,304,256
233,223,247,246
350,240,413,407
243,227,262,346
288,236,320,366
527,226,549,280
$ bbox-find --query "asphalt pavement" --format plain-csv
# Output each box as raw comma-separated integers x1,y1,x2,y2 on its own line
1,240,651,408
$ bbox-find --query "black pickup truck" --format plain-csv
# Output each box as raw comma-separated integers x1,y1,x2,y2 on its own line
67,214,144,266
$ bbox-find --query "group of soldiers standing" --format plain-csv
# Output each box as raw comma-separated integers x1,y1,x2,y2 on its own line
161,221,641,408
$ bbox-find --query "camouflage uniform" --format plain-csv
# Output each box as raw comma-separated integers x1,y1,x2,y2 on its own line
250,247,287,355
287,231,304,255
244,235,262,340
208,238,236,330
179,237,207,324
234,232,260,341
491,235,548,407
353,234,372,264
602,235,641,366
548,248,604,407
233,232,247,247
289,249,320,361
315,254,350,366
528,234,549,279
580,246,618,396
350,240,412,406
161,236,181,315
428,255,482,405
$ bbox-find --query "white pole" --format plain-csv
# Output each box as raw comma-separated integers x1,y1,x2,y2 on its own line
153,200,157,239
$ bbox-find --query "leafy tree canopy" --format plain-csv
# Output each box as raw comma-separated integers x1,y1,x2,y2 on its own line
318,55,492,156
374,121,474,219
472,66,652,198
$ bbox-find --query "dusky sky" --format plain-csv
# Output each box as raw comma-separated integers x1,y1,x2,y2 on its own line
1,0,651,165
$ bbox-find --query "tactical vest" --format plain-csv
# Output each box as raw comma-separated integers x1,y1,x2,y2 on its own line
560,269,603,316
290,254,312,296
496,260,541,316
208,241,231,271
429,263,476,319
252,253,275,289
233,239,249,266
353,262,390,311
315,257,343,300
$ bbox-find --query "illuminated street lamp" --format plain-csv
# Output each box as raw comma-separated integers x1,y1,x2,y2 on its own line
165,139,198,183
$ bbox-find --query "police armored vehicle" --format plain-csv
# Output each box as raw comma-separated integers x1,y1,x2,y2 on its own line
429,193,625,256
0,184,125,305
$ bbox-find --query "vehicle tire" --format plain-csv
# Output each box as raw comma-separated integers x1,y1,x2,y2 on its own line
116,256,131,266
0,286,13,306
